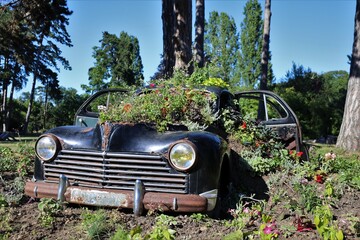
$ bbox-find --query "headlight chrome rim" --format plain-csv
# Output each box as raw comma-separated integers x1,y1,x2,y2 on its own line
168,141,197,171
35,134,61,161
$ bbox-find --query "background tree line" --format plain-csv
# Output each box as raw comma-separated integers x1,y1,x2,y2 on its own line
0,0,358,151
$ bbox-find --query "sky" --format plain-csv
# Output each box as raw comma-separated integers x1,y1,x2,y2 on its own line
25,0,356,95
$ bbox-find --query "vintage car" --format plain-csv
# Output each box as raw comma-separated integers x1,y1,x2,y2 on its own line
25,86,308,216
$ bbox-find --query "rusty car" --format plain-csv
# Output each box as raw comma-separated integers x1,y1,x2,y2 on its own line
25,86,308,216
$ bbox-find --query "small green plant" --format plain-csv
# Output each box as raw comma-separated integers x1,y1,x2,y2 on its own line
314,205,344,240
15,144,35,176
38,198,62,228
1,176,25,206
0,204,12,233
81,209,109,239
292,180,322,213
110,225,142,240
190,213,208,222
146,214,177,240
0,147,16,172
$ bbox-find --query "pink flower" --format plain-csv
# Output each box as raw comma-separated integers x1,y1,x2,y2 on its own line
243,207,250,214
149,83,156,88
263,225,273,234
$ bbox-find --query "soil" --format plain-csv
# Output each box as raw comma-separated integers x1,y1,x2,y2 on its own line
1,170,359,240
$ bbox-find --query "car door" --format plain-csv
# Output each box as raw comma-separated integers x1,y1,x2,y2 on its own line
234,90,308,159
74,89,128,128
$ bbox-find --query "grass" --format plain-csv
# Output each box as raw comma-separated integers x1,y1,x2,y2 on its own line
0,134,38,150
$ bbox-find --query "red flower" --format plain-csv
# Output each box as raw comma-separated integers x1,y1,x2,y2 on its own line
149,83,156,88
241,121,247,129
314,174,324,183
296,152,304,157
289,150,294,155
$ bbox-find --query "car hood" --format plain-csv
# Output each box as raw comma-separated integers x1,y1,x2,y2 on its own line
46,122,223,155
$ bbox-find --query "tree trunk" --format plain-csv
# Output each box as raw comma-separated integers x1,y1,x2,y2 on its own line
5,79,15,132
1,58,9,132
23,74,37,134
162,0,175,78
260,0,271,90
174,0,192,74
1,81,8,132
194,0,205,68
336,0,360,151
43,81,49,130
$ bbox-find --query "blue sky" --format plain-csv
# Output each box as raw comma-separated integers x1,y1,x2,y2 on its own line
47,0,355,94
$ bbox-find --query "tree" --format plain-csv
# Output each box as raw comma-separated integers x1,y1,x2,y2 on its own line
336,0,360,151
50,87,88,126
160,0,175,79
239,0,263,88
260,0,271,90
84,31,144,93
272,63,348,139
0,0,72,133
193,0,205,68
173,0,192,73
205,11,239,85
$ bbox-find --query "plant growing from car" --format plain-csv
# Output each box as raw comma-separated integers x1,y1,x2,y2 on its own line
99,81,218,132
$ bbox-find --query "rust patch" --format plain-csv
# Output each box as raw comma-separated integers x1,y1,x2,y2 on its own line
80,127,94,133
102,122,113,151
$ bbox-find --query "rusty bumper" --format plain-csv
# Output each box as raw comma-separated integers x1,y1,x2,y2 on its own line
25,180,208,213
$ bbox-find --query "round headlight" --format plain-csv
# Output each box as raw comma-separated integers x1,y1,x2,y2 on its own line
169,142,197,171
35,135,60,161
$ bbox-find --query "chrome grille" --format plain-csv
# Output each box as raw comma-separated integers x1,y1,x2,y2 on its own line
43,150,188,193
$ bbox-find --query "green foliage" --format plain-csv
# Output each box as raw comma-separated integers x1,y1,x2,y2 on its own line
0,144,34,176
0,176,25,206
81,209,109,239
110,226,142,240
292,181,322,213
147,214,177,240
0,205,12,234
205,11,240,86
190,213,208,222
85,31,144,93
314,205,344,240
229,116,290,174
272,64,348,139
38,198,62,228
99,80,217,132
0,147,15,172
239,0,263,88
49,87,89,127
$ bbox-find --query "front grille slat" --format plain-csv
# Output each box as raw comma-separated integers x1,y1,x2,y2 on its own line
43,150,188,193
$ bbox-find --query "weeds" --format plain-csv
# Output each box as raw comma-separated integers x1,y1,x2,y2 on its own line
81,209,109,239
38,198,62,228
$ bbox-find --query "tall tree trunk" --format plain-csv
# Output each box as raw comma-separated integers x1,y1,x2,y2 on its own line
174,0,192,74
1,81,8,132
1,58,9,132
336,0,360,151
162,0,175,78
43,81,49,130
23,74,37,134
194,0,205,68
260,0,271,90
5,79,15,132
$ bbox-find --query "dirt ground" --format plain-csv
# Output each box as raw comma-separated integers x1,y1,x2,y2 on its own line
1,170,359,240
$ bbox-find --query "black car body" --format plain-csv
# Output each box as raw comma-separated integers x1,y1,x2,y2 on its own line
25,87,307,215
